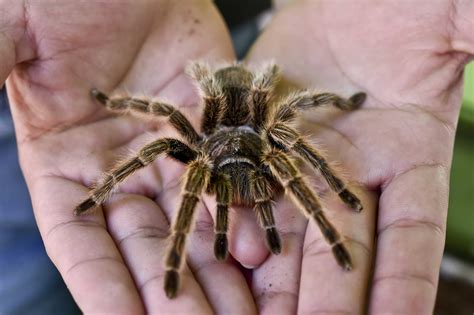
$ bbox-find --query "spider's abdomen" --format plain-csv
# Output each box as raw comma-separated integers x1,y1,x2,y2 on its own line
214,65,253,126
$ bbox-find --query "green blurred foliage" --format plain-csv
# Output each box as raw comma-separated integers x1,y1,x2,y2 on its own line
464,62,474,108
461,62,474,123
446,61,474,260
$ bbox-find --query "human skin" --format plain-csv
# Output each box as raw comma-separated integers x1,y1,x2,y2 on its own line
247,0,474,314
1,0,473,314
1,0,258,314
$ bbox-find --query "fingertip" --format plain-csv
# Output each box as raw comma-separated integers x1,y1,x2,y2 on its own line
229,233,269,269
205,200,270,268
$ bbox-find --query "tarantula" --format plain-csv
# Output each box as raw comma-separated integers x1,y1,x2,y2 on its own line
74,62,365,299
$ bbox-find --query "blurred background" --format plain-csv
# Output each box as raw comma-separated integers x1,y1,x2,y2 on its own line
0,1,472,314
435,61,474,314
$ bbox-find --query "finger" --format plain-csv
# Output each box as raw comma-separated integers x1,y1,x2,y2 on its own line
157,184,258,314
189,203,258,315
298,186,376,314
370,165,448,314
251,197,307,315
32,177,144,314
117,0,234,105
105,194,214,314
227,204,270,268
204,195,270,268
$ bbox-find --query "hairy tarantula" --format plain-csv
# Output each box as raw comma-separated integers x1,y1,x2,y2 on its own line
74,62,365,299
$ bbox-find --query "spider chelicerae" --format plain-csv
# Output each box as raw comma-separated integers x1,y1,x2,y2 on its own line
74,62,366,299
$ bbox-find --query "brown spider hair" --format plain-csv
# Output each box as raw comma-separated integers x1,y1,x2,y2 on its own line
74,61,365,298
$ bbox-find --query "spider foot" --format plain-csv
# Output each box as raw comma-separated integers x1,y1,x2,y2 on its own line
74,198,97,216
91,88,109,105
266,227,282,255
214,233,229,261
349,92,366,109
338,189,363,212
164,270,180,299
332,242,353,271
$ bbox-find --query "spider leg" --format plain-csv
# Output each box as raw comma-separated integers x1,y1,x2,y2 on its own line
297,91,366,111
273,90,366,124
251,63,280,132
187,62,225,135
262,149,352,270
265,122,363,212
74,138,197,215
253,171,282,254
164,154,212,298
212,173,232,261
91,89,201,145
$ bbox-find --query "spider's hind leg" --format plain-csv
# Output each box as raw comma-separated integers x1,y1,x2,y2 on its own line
90,89,201,145
187,62,226,135
251,63,280,132
273,90,366,125
296,91,366,111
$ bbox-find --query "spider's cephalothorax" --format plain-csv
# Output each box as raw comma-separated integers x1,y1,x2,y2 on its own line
74,62,366,299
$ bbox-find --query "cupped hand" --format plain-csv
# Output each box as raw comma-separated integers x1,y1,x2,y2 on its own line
246,0,473,314
5,1,262,313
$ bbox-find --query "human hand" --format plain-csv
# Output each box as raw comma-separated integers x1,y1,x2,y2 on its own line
246,0,473,313
4,1,264,313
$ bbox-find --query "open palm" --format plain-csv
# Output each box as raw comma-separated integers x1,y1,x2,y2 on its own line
5,0,473,314
246,1,473,313
4,1,267,313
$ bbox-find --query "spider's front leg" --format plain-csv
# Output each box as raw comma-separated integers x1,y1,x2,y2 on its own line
91,89,201,145
164,154,212,298
74,138,197,215
263,149,352,270
265,121,363,212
